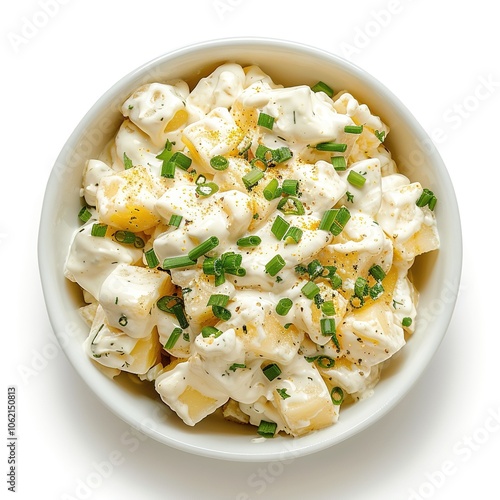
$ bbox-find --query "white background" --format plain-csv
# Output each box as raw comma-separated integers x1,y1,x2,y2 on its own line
2,1,499,499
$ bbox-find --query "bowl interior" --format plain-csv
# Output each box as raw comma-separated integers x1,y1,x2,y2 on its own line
39,38,462,461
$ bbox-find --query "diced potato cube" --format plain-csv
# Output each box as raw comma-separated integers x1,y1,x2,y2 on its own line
376,182,440,261
122,82,190,146
182,273,235,330
271,356,338,437
318,356,382,395
222,399,250,425
96,165,162,231
99,264,174,338
186,63,245,115
337,301,405,367
182,107,245,172
82,159,114,207
84,305,160,374
227,299,303,364
64,221,143,299
155,361,228,426
294,281,348,346
319,213,393,283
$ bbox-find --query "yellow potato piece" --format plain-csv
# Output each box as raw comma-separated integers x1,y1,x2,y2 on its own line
178,386,219,424
97,166,162,232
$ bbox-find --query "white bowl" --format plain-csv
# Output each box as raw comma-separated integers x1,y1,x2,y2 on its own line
38,37,462,461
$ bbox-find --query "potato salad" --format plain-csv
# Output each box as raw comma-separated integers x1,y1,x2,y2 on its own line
64,63,440,438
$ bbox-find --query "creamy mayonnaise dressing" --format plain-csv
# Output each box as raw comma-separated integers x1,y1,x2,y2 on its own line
64,63,440,438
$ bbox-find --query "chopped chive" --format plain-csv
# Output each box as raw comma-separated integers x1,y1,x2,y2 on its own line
157,296,189,329
78,206,92,223
311,81,334,98
307,259,324,280
170,151,192,171
229,363,246,372
321,300,336,316
255,144,292,166
273,146,293,163
171,304,189,328
257,420,277,438
113,230,136,245
320,207,351,236
168,214,183,227
162,255,197,269
242,168,264,189
350,295,364,308
304,355,319,363
369,282,384,300
331,274,342,290
354,277,369,298
123,152,133,169
302,281,320,299
369,264,386,281
212,305,231,320
250,157,268,170
225,266,246,277
277,196,305,215
161,160,176,178
195,174,207,185
416,188,437,210
315,142,347,152
214,272,226,287
282,179,299,196
271,215,290,240
320,317,336,336
331,156,347,171
118,315,128,327
331,329,340,349
134,236,145,248
375,130,386,143
207,294,230,307
316,355,335,369
156,140,174,161
344,125,364,134
416,189,433,207
276,298,293,316
221,252,242,269
165,327,182,349
331,386,344,405
347,170,366,188
210,155,229,171
319,210,336,231
428,195,437,211
263,178,281,201
402,317,413,327
284,226,303,244
257,112,275,130
295,264,308,275
91,223,108,237
262,363,282,381
265,254,286,276
202,257,222,276
144,248,159,268
236,235,262,247
255,144,272,161
272,146,292,164
188,236,219,261
195,182,219,197
201,326,223,338
276,388,291,400
157,295,183,313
